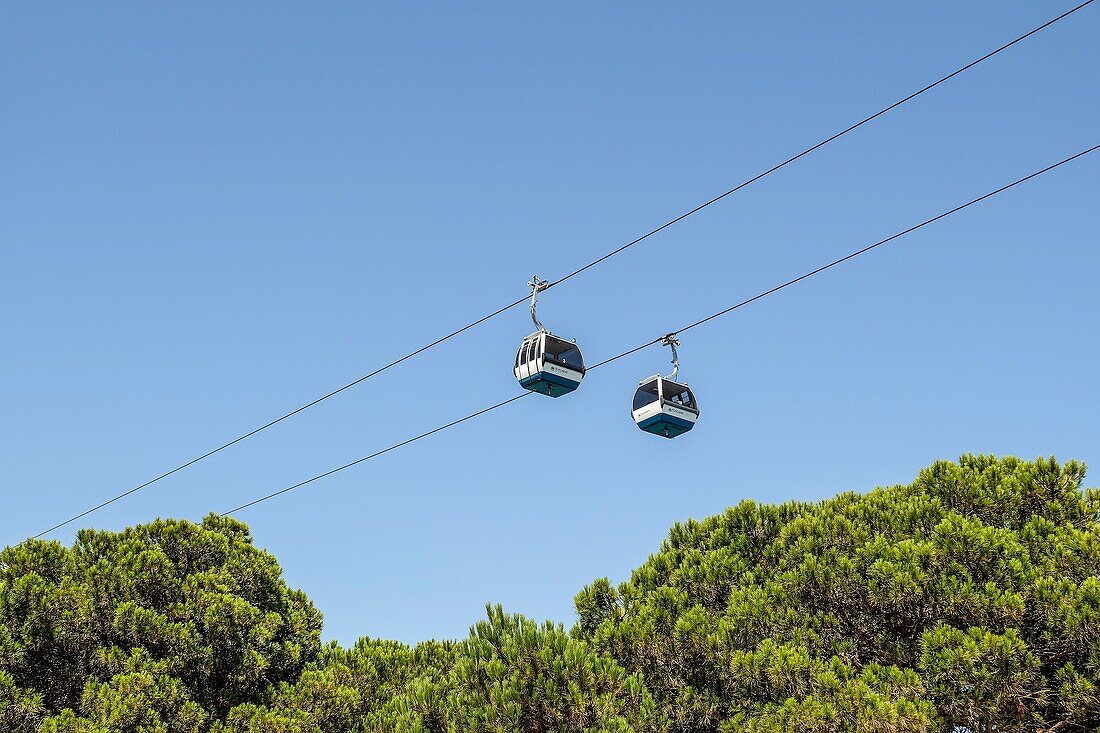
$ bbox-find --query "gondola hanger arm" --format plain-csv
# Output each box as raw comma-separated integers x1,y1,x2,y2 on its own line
661,333,680,381
528,275,550,334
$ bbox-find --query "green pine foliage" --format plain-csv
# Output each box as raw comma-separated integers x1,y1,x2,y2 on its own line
1,455,1097,732
0,515,323,731
574,455,1100,732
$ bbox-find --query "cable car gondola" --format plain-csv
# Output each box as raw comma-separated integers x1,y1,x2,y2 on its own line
631,334,699,438
514,276,586,397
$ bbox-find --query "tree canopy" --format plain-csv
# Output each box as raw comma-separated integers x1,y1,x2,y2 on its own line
2,455,1097,732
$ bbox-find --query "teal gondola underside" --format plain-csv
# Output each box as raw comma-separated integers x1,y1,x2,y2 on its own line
637,412,695,438
520,371,580,398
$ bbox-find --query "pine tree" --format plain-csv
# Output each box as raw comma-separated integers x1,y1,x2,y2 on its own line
3,455,1097,731
575,455,1100,732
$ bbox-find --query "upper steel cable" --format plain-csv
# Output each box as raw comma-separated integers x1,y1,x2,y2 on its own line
214,144,1098,519
544,0,1096,291
28,0,1096,539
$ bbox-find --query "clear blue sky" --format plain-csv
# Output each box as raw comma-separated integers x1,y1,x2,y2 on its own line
2,2,1097,646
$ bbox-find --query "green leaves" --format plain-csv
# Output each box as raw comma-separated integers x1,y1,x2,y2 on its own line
0,670,45,733
919,625,1039,731
2,455,1098,732
576,455,1100,731
381,605,663,732
1,514,322,730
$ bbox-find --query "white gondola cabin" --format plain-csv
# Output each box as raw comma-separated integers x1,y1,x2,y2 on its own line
631,374,699,438
631,334,698,438
514,275,586,397
515,331,585,397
